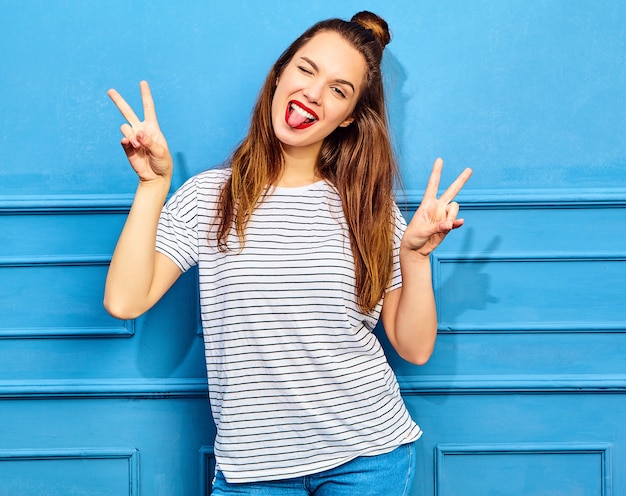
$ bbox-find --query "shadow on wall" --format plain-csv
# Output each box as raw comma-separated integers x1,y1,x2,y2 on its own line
382,50,409,172
438,228,501,328
375,227,501,400
136,267,201,378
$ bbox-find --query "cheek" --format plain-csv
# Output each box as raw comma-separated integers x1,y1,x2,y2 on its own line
271,79,290,114
270,87,283,117
331,103,357,126
270,94,290,136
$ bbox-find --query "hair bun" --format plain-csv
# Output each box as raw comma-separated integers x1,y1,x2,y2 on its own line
351,11,391,49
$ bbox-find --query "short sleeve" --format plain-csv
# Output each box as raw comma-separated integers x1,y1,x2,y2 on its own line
155,177,200,272
387,202,407,292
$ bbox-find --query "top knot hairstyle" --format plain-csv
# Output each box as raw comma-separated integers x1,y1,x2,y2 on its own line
217,11,400,313
351,10,391,50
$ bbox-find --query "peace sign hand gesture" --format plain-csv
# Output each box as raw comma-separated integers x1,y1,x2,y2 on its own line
401,158,472,259
108,80,172,182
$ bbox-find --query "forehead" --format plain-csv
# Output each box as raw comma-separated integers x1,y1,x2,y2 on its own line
294,31,367,82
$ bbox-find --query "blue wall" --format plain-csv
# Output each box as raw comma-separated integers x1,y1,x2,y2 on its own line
1,1,625,495
2,0,624,195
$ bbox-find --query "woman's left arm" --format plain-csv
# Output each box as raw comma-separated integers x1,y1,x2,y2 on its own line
381,158,472,365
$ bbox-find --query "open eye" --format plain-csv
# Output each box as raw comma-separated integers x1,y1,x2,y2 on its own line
331,86,347,98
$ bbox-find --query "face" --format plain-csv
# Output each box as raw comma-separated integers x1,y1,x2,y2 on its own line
271,31,367,155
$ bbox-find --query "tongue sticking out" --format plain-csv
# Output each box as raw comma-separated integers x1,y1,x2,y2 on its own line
287,103,316,129
288,110,309,128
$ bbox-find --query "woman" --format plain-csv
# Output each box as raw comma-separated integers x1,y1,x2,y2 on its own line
105,11,471,495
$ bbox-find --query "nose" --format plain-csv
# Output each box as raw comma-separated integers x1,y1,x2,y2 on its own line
303,80,323,105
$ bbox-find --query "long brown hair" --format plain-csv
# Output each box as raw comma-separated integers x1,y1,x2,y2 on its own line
216,11,399,313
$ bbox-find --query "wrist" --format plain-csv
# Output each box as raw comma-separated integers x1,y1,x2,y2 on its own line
136,174,171,200
137,173,171,188
399,244,431,265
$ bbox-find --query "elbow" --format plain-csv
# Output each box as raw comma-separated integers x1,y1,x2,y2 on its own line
389,327,437,366
395,336,436,365
400,348,434,366
103,296,143,321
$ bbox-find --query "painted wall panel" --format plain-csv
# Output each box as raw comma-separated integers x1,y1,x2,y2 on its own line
1,209,126,259
402,393,625,495
0,276,204,382
199,447,217,496
435,444,609,496
0,262,129,338
436,255,626,331
0,449,139,496
0,398,214,496
387,332,626,385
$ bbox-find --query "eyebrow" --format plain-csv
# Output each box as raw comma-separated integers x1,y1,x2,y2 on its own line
300,56,356,93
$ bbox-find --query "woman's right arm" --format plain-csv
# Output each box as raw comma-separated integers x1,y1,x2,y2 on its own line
103,81,182,320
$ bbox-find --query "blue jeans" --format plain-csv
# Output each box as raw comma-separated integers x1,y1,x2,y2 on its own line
210,442,416,496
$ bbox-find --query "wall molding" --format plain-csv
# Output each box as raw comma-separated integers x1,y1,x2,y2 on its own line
0,378,209,399
435,442,612,496
2,187,626,213
2,375,626,398
434,251,626,262
199,446,216,496
0,256,133,339
0,448,140,496
401,187,626,210
0,194,135,212
432,251,626,334
0,324,133,339
398,374,626,395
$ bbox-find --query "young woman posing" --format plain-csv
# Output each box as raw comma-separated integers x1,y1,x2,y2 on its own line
105,11,471,496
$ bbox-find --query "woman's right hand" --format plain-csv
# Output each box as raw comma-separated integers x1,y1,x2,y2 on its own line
108,80,172,181
105,80,181,320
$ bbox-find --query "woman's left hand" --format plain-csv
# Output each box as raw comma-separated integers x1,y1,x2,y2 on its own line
401,158,472,258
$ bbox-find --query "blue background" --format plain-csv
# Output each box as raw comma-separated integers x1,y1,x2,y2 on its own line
1,0,624,195
1,1,625,495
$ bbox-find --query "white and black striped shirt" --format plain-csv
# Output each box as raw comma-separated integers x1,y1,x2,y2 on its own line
156,168,422,483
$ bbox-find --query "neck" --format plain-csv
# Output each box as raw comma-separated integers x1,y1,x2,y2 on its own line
277,143,322,187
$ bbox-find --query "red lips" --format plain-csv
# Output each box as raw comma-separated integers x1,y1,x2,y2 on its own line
285,100,319,129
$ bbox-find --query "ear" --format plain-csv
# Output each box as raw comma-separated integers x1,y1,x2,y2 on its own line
339,117,354,128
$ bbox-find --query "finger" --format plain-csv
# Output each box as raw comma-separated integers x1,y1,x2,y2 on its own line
108,88,141,127
139,80,157,122
434,202,458,233
120,123,134,137
120,123,140,148
440,167,472,203
447,202,466,230
136,130,168,158
120,138,134,153
452,218,465,229
423,158,444,199
446,201,460,223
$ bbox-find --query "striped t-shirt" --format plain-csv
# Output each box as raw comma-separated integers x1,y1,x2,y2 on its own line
155,167,422,483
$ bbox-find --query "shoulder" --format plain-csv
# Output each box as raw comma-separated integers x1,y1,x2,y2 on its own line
171,167,231,201
390,199,408,243
188,166,231,191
